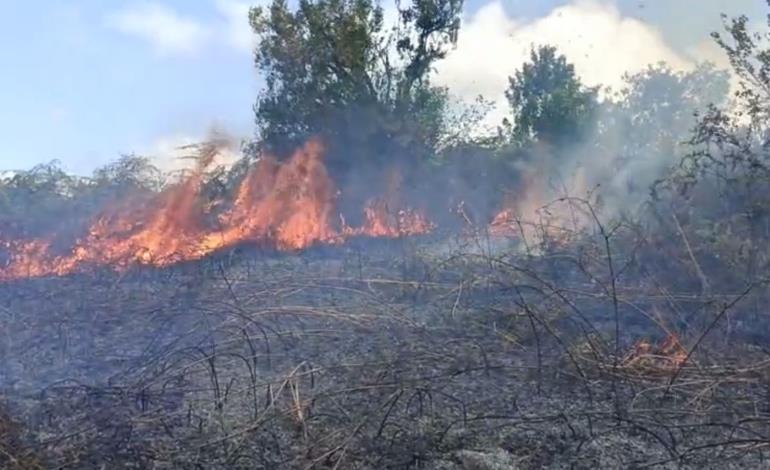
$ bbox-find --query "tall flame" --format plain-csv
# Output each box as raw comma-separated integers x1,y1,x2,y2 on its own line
204,138,341,251
0,138,433,281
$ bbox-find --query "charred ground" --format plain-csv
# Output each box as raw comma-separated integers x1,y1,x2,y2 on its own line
1,225,770,468
3,1,770,468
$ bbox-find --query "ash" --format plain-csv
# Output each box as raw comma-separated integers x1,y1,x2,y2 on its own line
1,237,769,469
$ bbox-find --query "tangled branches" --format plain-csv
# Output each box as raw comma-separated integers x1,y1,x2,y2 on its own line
0,208,769,468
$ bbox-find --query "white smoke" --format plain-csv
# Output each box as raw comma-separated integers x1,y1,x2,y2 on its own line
435,0,695,127
144,133,241,173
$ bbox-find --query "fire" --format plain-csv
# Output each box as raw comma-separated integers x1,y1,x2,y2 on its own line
204,138,341,251
487,198,585,246
0,239,57,279
623,333,688,371
343,199,434,238
489,209,519,237
0,138,433,281
487,162,592,243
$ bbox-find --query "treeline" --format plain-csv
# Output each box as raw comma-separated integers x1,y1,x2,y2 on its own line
1,0,770,272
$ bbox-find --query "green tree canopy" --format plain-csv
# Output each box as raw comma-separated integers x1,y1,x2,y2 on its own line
249,0,463,174
503,45,598,147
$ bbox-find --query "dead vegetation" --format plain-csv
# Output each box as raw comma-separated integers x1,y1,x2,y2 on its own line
0,408,42,469
1,207,770,469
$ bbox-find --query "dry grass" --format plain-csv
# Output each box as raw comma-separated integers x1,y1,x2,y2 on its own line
1,226,770,468
0,409,42,470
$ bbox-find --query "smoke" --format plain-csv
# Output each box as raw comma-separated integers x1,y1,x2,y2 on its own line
435,0,695,127
491,61,731,237
145,133,241,173
0,0,743,271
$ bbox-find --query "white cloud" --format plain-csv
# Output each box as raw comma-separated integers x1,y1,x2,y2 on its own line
107,3,212,56
107,1,261,56
435,0,695,125
215,0,258,53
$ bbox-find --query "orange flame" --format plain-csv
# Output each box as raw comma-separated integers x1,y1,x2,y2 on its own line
344,167,433,237
204,138,341,251
0,138,433,280
487,162,592,244
343,199,434,238
489,208,519,237
623,333,688,371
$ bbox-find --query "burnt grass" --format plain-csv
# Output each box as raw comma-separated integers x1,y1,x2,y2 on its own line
1,233,770,469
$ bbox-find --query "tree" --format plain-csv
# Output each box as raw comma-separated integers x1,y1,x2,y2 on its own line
683,6,770,184
616,63,728,148
248,0,463,174
503,45,598,147
0,156,166,245
654,2,770,284
91,155,164,194
0,161,88,239
601,63,729,197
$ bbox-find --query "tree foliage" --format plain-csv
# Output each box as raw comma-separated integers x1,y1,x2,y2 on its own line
681,6,770,185
503,45,599,147
600,63,729,197
1,2,765,258
249,0,463,173
0,162,86,238
653,1,770,283
0,157,162,241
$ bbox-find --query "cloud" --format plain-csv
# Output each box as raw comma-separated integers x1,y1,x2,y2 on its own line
435,0,694,124
215,0,258,53
107,3,211,56
107,1,261,56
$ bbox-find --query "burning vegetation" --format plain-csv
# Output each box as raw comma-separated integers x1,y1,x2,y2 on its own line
4,0,770,468
0,138,438,281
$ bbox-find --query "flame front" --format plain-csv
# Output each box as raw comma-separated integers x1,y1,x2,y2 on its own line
0,139,434,281
343,199,434,238
204,138,343,251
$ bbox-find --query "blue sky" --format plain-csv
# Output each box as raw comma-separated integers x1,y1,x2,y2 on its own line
0,0,765,174
1,0,257,174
